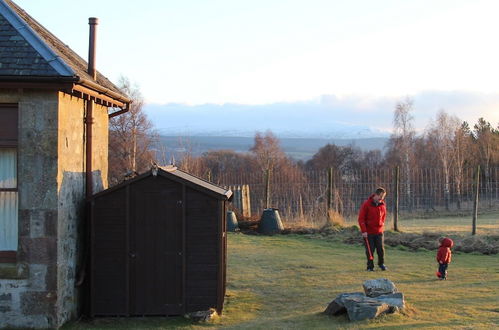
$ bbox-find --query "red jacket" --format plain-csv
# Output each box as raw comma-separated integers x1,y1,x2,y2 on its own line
358,194,386,234
436,237,453,264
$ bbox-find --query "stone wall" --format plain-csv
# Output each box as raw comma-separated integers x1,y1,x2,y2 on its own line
56,92,85,325
0,88,59,328
91,101,109,192
0,90,110,328
55,93,108,325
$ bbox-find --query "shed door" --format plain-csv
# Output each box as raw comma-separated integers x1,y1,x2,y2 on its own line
130,179,183,315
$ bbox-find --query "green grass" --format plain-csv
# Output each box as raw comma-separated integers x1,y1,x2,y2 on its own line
396,212,499,235
343,211,499,236
66,233,499,329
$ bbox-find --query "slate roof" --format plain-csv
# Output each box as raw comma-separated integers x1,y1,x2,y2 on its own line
0,0,127,100
0,14,59,76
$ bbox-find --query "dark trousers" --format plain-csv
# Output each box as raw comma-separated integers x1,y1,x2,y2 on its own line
438,263,448,279
365,233,385,269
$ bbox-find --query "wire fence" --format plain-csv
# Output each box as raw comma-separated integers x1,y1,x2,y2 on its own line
209,166,499,221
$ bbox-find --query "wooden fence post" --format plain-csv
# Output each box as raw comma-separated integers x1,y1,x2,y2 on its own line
327,167,333,219
472,165,480,235
264,168,271,209
242,184,251,218
393,166,400,232
298,194,304,220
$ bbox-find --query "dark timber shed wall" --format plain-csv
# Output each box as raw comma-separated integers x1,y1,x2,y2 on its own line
89,168,230,317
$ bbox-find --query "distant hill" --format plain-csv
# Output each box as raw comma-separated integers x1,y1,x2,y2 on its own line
145,102,390,139
158,135,388,161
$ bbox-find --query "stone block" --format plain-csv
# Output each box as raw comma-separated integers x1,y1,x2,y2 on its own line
0,306,11,312
324,301,345,315
19,209,31,236
45,263,57,291
363,278,397,297
325,283,405,322
324,292,364,316
0,293,11,301
44,210,58,236
0,314,50,329
19,237,56,264
20,291,56,315
185,308,218,322
343,296,391,321
28,264,47,291
18,209,58,238
30,211,45,238
0,279,29,292
375,292,405,308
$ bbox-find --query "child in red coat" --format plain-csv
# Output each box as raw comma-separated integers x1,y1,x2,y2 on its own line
436,237,453,280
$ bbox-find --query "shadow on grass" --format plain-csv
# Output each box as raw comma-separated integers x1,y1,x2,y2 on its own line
62,315,205,329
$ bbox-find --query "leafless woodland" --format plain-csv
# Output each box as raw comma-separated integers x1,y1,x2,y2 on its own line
212,166,499,221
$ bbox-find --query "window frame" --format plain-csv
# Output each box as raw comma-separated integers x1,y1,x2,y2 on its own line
0,103,19,263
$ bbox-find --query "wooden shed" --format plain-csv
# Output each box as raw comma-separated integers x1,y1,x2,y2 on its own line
89,166,232,316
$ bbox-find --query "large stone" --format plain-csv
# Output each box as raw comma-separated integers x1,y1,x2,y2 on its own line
343,296,391,321
375,292,405,308
325,282,405,322
185,308,218,322
324,292,364,315
363,278,397,297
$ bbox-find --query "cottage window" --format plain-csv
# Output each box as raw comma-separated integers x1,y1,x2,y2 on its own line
0,104,18,262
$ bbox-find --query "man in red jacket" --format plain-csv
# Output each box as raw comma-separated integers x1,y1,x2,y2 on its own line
358,187,387,271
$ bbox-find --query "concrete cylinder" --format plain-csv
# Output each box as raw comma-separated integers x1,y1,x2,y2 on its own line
226,210,239,232
257,208,284,235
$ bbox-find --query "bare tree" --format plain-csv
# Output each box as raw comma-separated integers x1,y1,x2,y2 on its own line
108,77,157,185
453,121,473,209
305,144,361,173
200,150,257,180
250,130,297,209
392,98,416,211
250,130,286,172
411,136,439,211
175,137,206,177
472,118,499,206
362,150,384,169
426,110,461,210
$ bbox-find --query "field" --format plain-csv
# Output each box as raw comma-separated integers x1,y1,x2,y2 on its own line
67,216,499,329
393,213,499,236
340,212,499,236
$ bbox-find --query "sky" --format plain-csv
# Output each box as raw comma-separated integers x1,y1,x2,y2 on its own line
13,0,499,131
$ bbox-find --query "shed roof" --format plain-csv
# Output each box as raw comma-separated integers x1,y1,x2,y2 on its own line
0,0,129,106
91,166,233,201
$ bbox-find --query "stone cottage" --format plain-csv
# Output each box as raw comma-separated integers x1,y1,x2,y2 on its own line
0,0,130,327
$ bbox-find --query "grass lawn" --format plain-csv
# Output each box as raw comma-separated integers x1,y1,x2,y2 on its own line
342,211,499,236
67,233,499,329
396,212,499,236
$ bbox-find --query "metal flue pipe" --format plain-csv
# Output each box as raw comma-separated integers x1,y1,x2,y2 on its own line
88,17,98,80
86,17,98,199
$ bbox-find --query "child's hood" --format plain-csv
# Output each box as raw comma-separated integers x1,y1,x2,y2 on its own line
440,237,454,248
